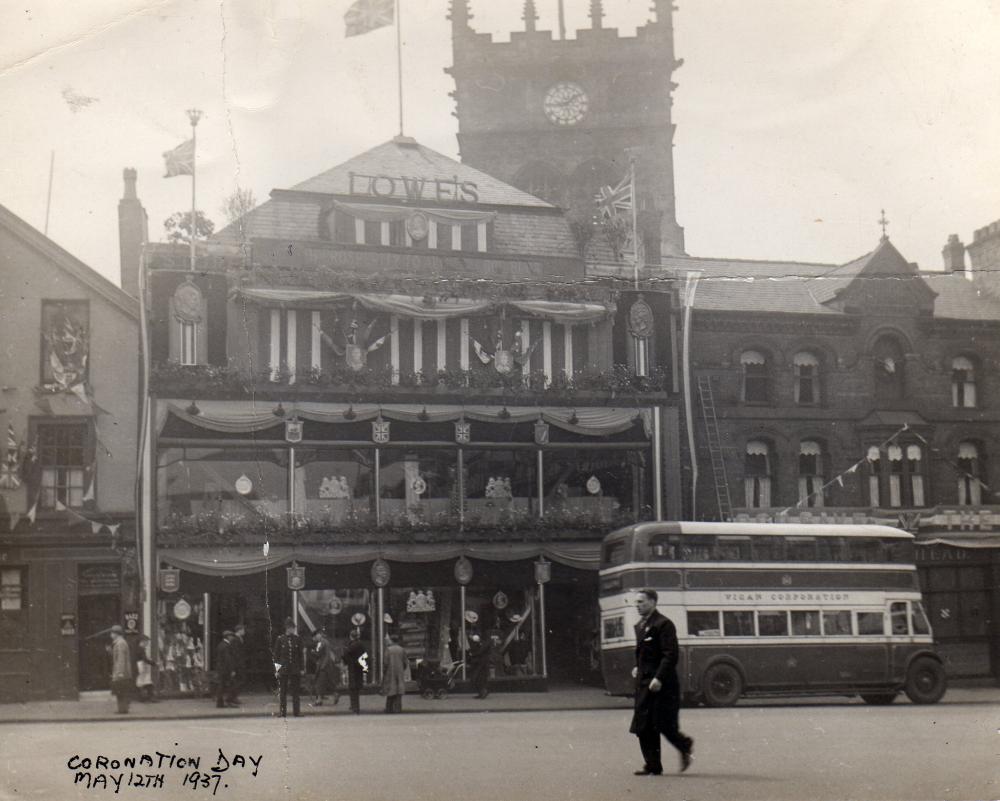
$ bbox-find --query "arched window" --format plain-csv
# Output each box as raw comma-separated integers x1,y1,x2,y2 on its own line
740,350,769,404
907,444,925,507
866,446,882,507
872,335,905,402
957,442,984,506
951,356,977,408
793,352,820,405
797,440,824,507
744,440,772,509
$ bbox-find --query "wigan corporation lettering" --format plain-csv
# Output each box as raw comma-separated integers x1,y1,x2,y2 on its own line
723,592,850,602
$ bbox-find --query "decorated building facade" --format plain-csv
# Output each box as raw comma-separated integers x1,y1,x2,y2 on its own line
134,136,681,690
0,202,140,701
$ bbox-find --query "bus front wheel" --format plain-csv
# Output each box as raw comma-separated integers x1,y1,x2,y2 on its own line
904,657,947,704
701,663,743,707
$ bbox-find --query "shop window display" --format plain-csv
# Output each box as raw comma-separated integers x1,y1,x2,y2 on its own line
378,449,457,523
542,448,647,521
157,447,290,526
156,596,207,696
294,448,374,523
463,450,537,522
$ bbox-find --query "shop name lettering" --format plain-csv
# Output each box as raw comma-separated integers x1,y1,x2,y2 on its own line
723,592,849,602
67,748,261,795
349,171,479,203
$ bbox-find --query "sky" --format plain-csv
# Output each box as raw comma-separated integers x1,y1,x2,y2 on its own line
1,0,999,286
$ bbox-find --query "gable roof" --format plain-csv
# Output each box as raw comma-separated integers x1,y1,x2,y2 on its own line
290,137,555,208
0,203,138,319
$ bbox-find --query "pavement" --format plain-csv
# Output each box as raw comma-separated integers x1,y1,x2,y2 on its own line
0,682,997,725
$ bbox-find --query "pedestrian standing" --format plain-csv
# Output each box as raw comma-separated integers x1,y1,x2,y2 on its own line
468,634,491,698
228,624,247,704
135,635,155,702
311,629,340,706
629,588,694,776
109,625,132,714
381,632,407,714
273,617,303,717
215,630,239,708
343,628,368,714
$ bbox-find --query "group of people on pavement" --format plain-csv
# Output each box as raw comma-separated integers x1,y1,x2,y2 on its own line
108,589,696,780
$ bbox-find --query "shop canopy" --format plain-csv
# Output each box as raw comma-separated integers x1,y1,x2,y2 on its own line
234,287,614,323
160,541,602,575
158,400,652,439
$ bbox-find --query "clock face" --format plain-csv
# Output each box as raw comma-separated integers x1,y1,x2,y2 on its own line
543,82,589,126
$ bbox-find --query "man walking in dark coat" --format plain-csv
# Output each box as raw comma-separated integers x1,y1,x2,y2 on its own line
468,634,491,699
273,617,303,717
342,628,368,714
227,624,246,704
629,588,694,776
215,630,239,709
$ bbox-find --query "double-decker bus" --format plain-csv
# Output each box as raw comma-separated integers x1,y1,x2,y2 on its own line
599,521,947,706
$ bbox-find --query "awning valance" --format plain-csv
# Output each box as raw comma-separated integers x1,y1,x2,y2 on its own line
746,440,769,456
234,288,613,323
158,400,651,439
160,541,602,575
332,200,497,226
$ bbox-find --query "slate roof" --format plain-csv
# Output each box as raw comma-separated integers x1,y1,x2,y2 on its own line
291,137,554,208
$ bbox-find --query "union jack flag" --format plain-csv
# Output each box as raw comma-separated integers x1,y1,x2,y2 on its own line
345,0,394,37
595,170,632,219
0,451,20,490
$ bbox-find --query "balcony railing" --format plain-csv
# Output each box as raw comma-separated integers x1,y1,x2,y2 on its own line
156,499,640,548
729,505,1000,532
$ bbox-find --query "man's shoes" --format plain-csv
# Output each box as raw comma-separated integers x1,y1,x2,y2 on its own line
633,767,662,776
333,693,340,705
681,742,694,773
225,701,240,708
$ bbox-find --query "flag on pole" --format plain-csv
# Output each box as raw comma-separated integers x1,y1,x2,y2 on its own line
6,424,16,451
344,0,394,37
595,171,632,219
163,139,195,177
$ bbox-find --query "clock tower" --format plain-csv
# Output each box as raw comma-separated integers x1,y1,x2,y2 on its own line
447,0,686,259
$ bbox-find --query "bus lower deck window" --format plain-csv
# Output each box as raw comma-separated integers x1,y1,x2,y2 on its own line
822,610,851,635
687,611,720,636
890,602,909,635
856,611,885,635
911,602,931,635
723,610,754,636
758,610,788,636
791,610,821,635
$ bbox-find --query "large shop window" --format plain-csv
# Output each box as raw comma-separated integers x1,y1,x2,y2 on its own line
157,448,290,525
37,421,89,509
464,450,538,521
293,448,375,522
744,440,772,509
740,350,769,404
379,449,456,522
957,442,984,506
542,448,647,522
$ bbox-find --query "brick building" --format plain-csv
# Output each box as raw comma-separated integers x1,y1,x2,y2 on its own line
0,201,140,700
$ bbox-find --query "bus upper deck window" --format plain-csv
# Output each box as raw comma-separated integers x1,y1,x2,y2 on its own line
816,536,845,561
911,602,931,635
716,537,751,561
787,538,817,561
848,538,885,563
890,602,909,635
648,536,677,560
680,536,712,562
885,540,914,563
604,542,626,566
856,611,885,636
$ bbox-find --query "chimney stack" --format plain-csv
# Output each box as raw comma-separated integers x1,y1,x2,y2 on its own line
941,233,967,278
118,168,148,298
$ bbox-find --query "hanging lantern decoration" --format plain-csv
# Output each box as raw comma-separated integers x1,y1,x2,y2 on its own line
454,555,474,586
286,562,306,590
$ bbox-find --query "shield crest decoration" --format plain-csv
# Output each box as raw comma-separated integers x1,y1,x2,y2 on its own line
287,564,306,590
455,421,471,444
534,420,550,445
372,420,391,444
285,418,303,444
494,350,514,374
346,344,365,371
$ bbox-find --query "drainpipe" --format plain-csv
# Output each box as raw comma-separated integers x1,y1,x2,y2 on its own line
682,272,702,517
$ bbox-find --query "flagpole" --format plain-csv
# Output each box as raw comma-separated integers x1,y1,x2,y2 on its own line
630,152,639,290
396,0,404,136
44,150,54,236
187,109,202,271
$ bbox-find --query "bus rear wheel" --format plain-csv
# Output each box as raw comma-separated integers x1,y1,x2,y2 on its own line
904,657,946,704
860,692,897,705
701,663,743,707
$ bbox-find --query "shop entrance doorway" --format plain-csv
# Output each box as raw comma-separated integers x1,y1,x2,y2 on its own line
542,570,602,685
78,594,119,691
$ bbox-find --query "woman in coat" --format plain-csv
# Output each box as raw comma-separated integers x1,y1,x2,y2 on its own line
381,633,407,713
312,630,340,706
